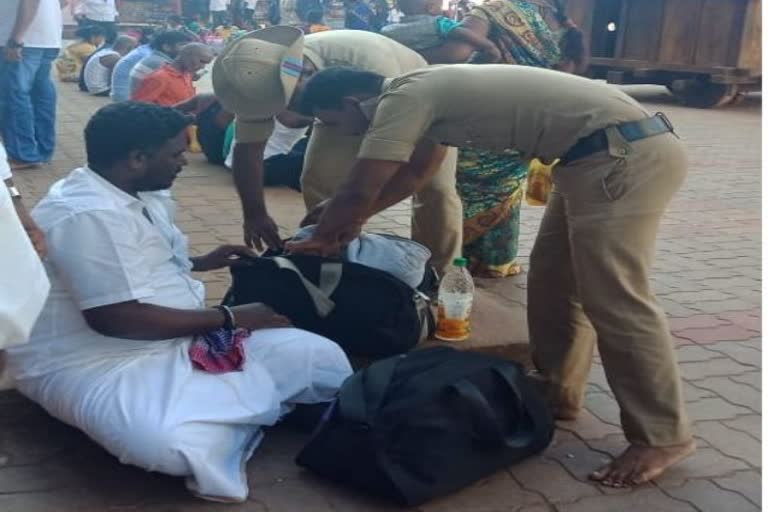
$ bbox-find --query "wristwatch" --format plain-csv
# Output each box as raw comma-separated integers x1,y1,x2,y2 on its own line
6,40,24,49
7,186,21,199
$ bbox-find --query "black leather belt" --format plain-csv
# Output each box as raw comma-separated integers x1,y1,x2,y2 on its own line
561,113,675,164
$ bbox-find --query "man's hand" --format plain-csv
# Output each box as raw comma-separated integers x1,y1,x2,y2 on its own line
286,222,361,257
192,244,257,271
3,47,22,62
285,234,343,258
299,199,329,227
231,303,292,330
243,212,283,251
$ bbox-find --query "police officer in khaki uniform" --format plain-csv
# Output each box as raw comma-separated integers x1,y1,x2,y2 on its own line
212,27,461,274
287,64,695,487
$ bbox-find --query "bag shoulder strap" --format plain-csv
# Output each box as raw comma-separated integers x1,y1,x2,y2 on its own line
273,257,342,317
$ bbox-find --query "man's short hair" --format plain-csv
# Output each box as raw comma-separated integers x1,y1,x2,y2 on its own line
150,30,194,51
297,67,385,116
85,102,192,169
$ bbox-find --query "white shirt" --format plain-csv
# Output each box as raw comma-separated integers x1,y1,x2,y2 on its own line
84,47,118,94
0,143,50,349
75,0,118,22
0,0,63,49
225,120,307,168
10,167,204,379
209,0,230,11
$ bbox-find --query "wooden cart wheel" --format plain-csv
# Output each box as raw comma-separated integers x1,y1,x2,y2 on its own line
669,82,740,108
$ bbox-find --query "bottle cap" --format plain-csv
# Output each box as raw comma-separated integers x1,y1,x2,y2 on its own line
453,257,468,267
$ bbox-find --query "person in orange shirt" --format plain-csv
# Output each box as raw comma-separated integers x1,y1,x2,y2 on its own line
132,43,215,152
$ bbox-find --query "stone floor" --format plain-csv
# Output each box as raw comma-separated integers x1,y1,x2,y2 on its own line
0,77,761,511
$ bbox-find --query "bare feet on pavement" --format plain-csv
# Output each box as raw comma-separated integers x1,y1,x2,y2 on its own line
590,441,697,487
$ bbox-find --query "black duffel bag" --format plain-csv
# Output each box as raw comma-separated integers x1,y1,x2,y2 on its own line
295,346,555,506
225,254,434,358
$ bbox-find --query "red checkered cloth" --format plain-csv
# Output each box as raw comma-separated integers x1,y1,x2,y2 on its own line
189,328,251,373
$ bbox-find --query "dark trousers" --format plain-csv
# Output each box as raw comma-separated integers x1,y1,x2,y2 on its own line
79,18,118,44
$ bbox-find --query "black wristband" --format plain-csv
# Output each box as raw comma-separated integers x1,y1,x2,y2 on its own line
6,40,23,49
214,305,236,330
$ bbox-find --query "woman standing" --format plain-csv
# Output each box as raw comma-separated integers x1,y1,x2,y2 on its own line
410,0,585,277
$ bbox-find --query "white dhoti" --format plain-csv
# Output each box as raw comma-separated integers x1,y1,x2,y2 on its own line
10,328,352,501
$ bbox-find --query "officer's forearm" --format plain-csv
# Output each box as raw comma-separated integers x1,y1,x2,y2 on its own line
370,142,446,215
313,159,402,241
370,168,424,214
232,141,268,217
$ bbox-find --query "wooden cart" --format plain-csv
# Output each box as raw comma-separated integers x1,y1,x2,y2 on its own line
565,0,762,107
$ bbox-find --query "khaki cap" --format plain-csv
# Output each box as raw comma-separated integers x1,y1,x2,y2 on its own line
212,26,304,120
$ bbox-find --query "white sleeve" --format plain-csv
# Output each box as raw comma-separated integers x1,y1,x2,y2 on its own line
45,210,156,310
0,143,11,182
0,187,49,348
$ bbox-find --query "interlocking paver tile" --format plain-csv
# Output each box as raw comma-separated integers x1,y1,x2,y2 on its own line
693,421,761,468
674,325,760,344
668,315,731,331
556,488,697,512
678,358,755,380
674,344,721,363
714,471,762,507
730,371,762,390
689,377,761,412
655,448,751,487
663,479,759,512
556,409,623,441
508,457,601,504
684,397,753,422
704,341,762,368
724,415,762,441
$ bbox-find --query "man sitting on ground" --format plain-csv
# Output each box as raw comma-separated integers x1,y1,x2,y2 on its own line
110,28,161,102
5,102,352,502
128,30,194,99
132,43,214,106
83,35,137,96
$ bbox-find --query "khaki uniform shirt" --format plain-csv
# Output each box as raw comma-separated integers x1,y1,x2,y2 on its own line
358,65,649,163
235,31,426,144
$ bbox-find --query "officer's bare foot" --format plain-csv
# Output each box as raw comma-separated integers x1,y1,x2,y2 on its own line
590,441,696,487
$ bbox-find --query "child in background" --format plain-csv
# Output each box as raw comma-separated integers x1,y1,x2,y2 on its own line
56,25,107,82
381,0,500,61
302,10,331,33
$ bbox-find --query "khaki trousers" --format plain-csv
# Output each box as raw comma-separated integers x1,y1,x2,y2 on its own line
527,129,691,447
301,122,462,275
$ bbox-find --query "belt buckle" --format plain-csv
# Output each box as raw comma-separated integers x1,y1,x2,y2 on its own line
655,112,675,133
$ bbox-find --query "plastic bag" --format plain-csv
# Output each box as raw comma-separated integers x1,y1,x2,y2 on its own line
525,158,557,206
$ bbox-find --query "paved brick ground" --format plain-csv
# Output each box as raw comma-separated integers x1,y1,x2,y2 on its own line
0,77,761,511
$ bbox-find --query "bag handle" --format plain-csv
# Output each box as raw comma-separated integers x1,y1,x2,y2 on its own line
449,366,533,449
273,257,343,318
339,354,404,425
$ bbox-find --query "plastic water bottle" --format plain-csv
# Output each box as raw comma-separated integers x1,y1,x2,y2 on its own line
435,258,475,341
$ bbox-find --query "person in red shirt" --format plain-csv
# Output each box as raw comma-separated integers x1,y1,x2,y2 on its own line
132,43,215,153
132,42,214,106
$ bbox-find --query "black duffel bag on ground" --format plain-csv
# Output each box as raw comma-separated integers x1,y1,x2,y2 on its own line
225,254,434,358
295,346,555,506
